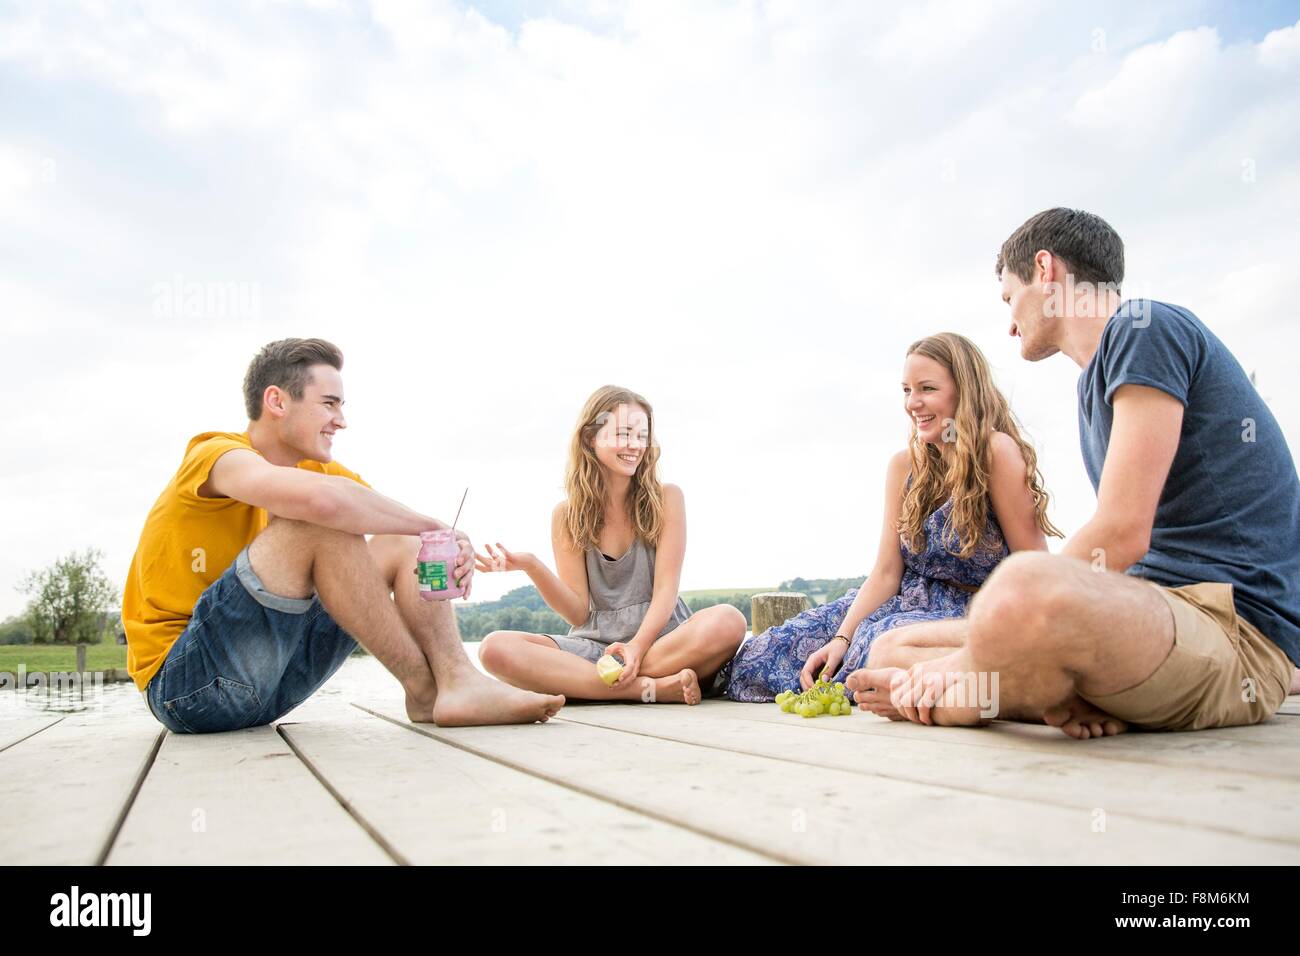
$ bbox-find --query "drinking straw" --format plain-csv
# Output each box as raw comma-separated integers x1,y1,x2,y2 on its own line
450,487,468,532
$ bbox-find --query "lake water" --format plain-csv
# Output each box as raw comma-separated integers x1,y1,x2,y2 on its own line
0,652,408,724
0,634,755,725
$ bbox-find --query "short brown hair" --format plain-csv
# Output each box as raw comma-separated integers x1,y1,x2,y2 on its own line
995,207,1124,287
242,338,343,420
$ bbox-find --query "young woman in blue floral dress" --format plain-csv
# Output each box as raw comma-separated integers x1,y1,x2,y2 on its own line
724,333,1063,703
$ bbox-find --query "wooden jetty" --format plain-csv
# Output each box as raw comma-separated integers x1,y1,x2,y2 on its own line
2,646,1297,866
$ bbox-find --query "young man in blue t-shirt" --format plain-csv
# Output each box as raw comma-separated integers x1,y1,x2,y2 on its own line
849,208,1299,736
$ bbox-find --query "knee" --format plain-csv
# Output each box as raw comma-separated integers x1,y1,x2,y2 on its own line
267,517,364,549
709,605,747,651
865,628,902,667
368,533,420,581
968,552,1071,660
477,631,516,674
371,533,419,558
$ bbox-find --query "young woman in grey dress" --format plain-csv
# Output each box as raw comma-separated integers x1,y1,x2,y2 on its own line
475,385,747,704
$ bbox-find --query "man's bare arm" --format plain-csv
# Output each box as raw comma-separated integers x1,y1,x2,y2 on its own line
1061,384,1184,572
207,449,447,536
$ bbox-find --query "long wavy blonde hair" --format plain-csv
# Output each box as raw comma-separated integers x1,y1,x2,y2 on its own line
900,333,1063,557
562,385,666,551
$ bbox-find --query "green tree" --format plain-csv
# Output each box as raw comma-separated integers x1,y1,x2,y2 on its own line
0,614,36,645
19,549,119,645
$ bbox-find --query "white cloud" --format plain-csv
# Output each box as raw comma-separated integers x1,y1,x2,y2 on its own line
0,1,1298,619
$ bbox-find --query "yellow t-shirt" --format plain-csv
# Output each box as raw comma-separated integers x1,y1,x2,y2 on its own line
122,431,370,691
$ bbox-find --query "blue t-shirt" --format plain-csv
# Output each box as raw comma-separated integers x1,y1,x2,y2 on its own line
1078,300,1300,666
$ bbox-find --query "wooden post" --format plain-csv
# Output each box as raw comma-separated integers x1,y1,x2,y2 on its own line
76,644,86,674
749,592,812,637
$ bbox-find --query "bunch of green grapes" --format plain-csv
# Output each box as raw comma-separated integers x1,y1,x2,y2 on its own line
775,678,854,718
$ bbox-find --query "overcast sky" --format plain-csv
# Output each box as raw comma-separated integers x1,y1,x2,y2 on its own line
2,0,1299,618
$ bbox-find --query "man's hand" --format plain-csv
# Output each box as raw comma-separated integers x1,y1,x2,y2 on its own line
453,531,475,598
888,659,988,727
890,662,941,725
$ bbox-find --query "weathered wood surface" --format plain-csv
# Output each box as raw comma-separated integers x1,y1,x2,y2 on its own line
107,724,390,865
0,714,63,752
750,592,813,636
5,679,1297,865
281,711,770,865
0,713,163,865
363,701,1300,865
722,700,1300,780
556,703,1300,848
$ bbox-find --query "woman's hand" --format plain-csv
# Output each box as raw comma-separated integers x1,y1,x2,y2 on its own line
800,637,848,690
474,542,536,575
604,641,644,690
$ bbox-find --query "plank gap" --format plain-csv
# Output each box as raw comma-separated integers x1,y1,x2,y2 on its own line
94,728,166,866
352,703,795,866
555,711,1300,847
0,715,65,753
276,721,411,866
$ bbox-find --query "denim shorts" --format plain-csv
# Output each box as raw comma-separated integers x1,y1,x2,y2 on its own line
144,547,357,734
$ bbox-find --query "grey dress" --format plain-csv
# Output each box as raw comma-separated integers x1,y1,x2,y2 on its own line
550,537,692,662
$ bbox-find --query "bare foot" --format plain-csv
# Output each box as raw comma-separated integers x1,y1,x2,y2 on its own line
845,667,906,720
642,668,700,705
412,669,564,726
1043,695,1128,740
850,664,989,727
1289,667,1300,696
930,679,993,727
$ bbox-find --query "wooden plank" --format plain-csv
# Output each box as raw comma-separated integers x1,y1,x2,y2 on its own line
281,712,772,865
362,702,1298,865
555,704,1300,846
106,725,391,865
1277,695,1300,716
0,713,163,865
0,715,64,752
715,701,1300,780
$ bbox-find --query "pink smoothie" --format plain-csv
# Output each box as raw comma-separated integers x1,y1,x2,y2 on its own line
416,530,464,601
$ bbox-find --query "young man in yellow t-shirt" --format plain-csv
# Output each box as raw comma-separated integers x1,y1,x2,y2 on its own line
123,337,564,732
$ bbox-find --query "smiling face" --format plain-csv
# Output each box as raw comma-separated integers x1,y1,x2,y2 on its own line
1000,267,1059,362
276,363,347,462
591,402,649,479
902,352,958,445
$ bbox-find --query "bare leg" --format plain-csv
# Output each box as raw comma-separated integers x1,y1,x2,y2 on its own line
247,521,563,725
479,632,701,704
366,534,485,687
1290,667,1300,696
863,553,1165,736
638,604,747,684
848,619,969,719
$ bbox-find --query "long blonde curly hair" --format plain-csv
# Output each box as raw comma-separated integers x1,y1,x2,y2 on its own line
900,333,1063,557
562,385,666,551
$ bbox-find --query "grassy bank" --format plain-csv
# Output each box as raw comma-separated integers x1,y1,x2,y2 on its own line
0,644,129,673
679,587,771,600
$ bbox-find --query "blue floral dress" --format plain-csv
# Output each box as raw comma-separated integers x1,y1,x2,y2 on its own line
723,496,1009,702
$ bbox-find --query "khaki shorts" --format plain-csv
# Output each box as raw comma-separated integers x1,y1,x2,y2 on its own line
1081,581,1293,731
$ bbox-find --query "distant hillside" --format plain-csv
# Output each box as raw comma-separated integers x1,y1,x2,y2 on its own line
454,576,867,640
454,585,568,639
776,577,864,605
